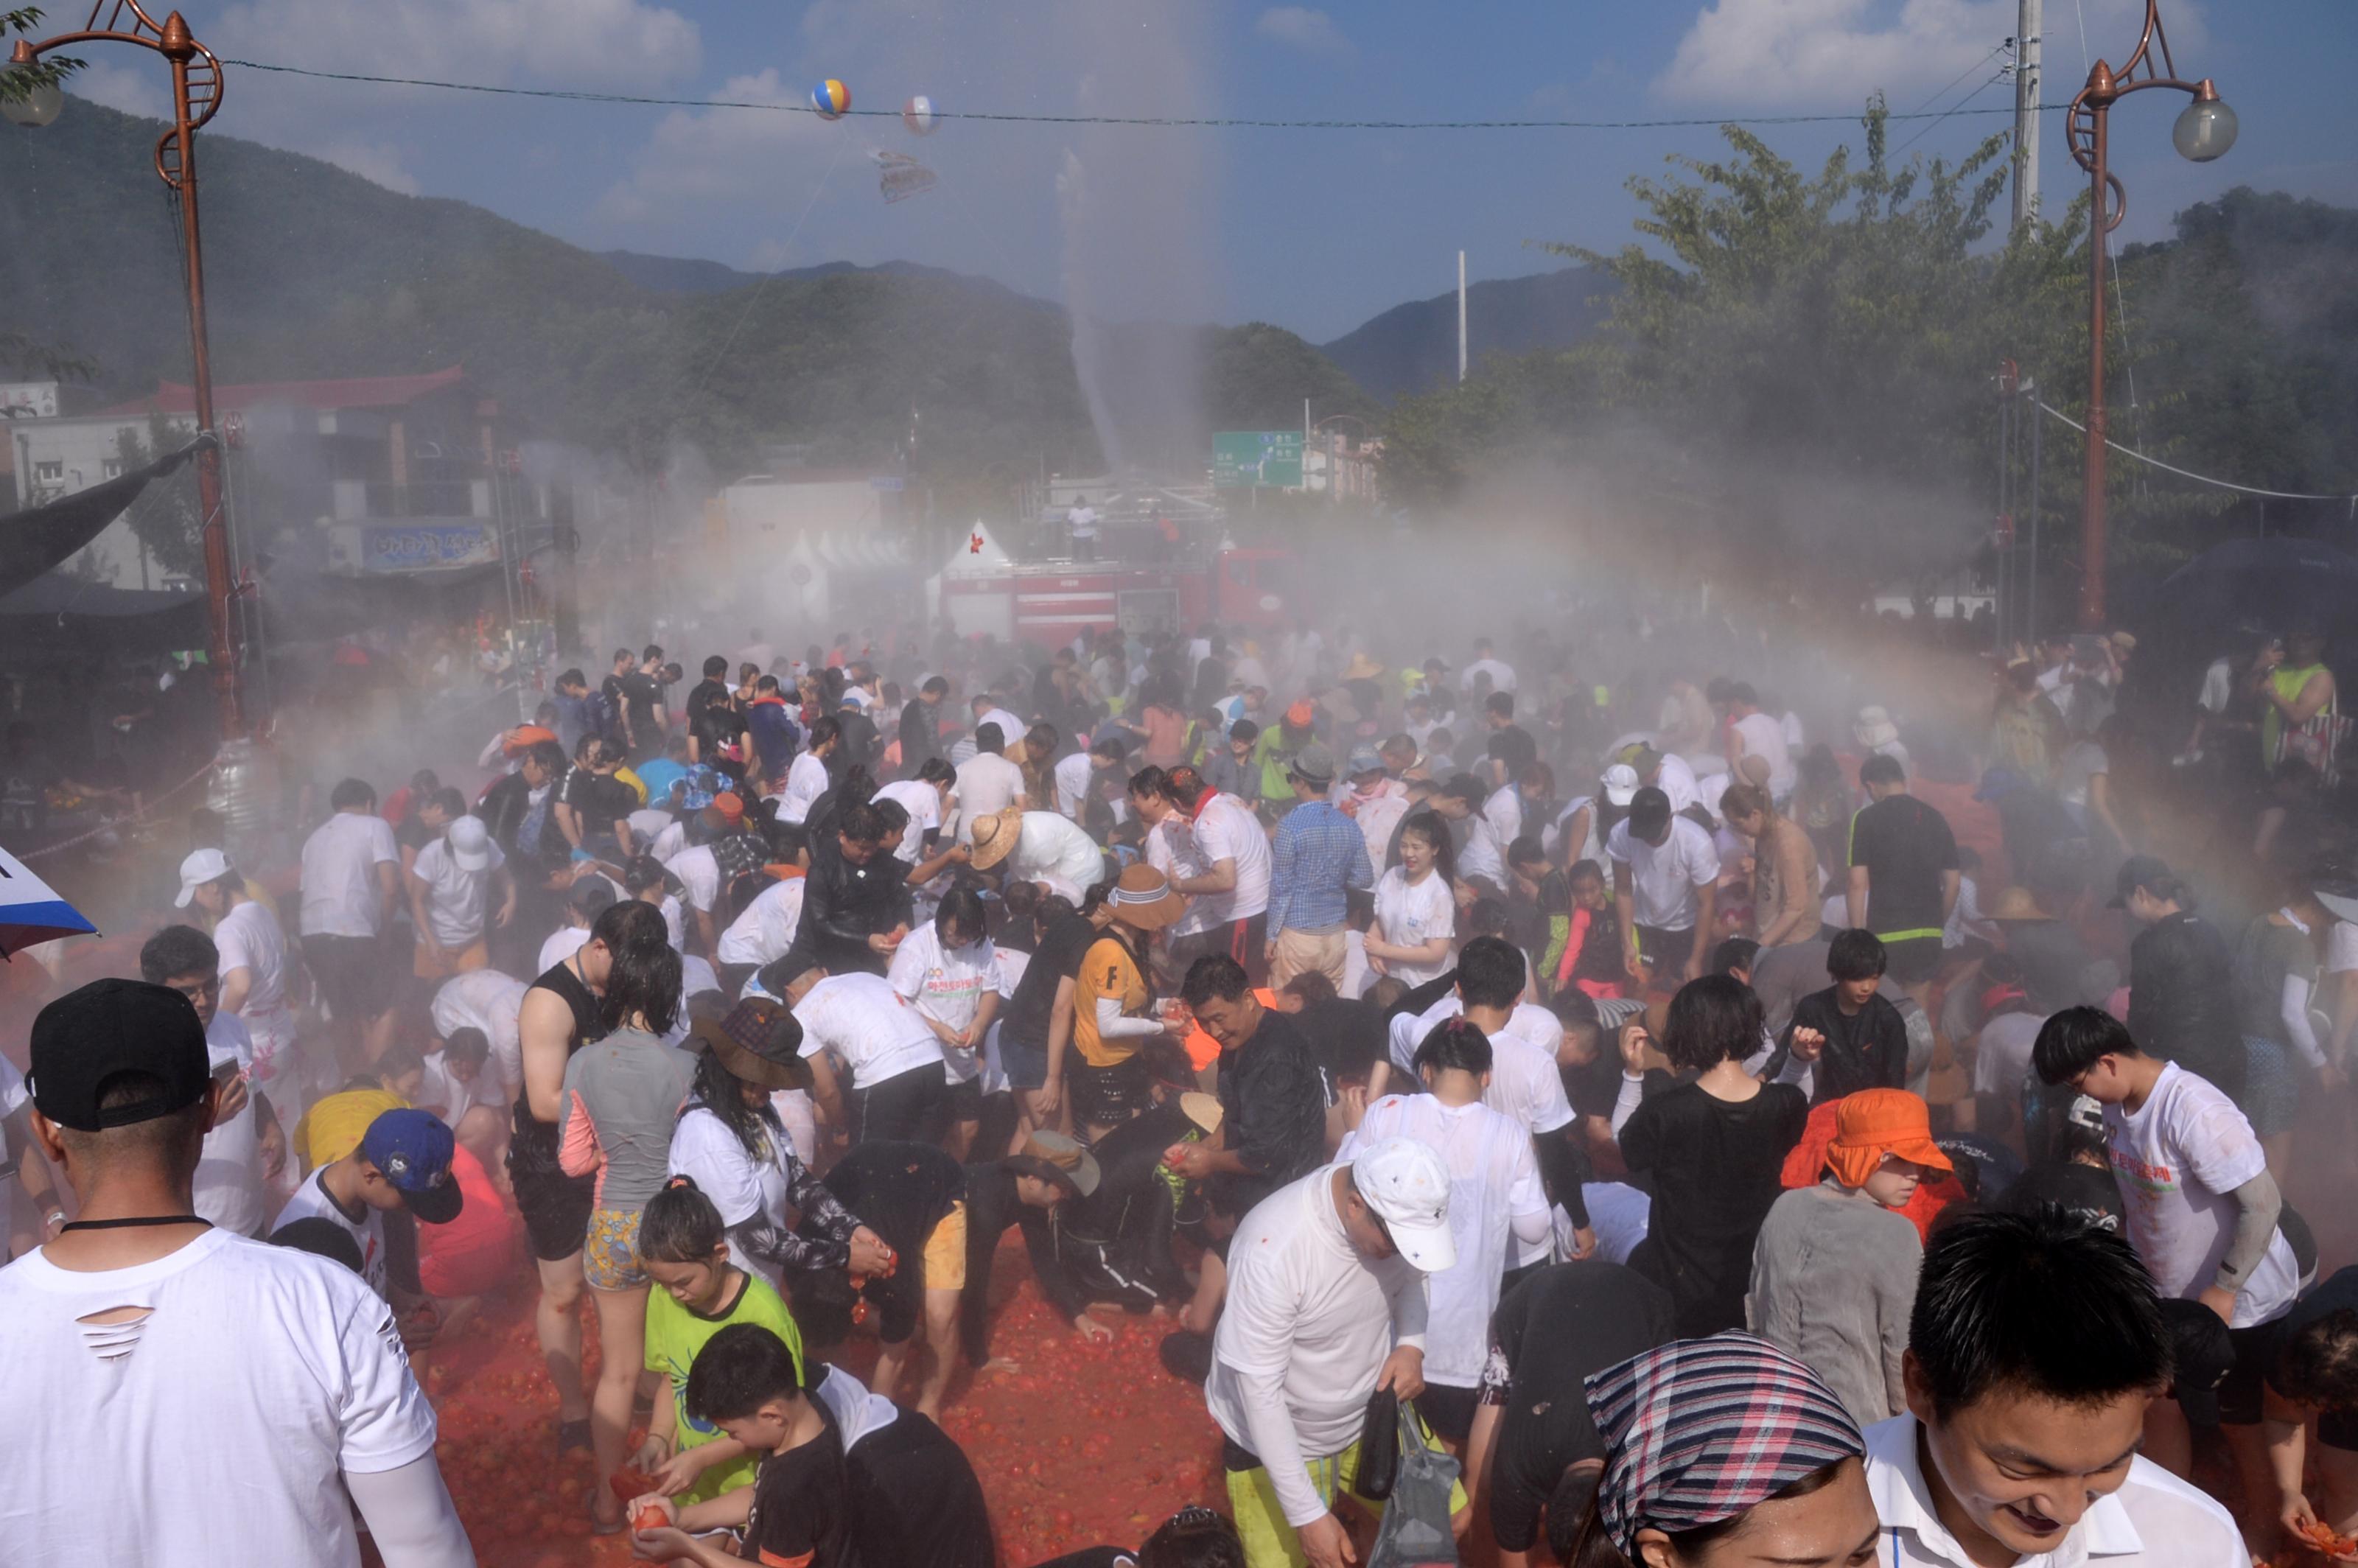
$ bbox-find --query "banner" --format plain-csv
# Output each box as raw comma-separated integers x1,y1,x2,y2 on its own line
363,523,497,573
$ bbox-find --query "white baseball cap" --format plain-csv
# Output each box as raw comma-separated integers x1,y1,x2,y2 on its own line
448,814,493,872
1601,763,1641,807
173,847,232,908
1349,1136,1455,1273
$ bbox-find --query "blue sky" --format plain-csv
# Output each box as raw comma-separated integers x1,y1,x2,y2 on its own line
71,0,2358,342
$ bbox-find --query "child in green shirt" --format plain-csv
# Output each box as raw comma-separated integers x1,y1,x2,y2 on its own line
632,1176,805,1507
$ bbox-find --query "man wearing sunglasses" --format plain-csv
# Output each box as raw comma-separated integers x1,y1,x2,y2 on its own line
1206,1135,1458,1568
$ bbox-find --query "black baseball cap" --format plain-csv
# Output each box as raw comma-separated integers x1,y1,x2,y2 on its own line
1627,786,1672,836
29,978,212,1132
2109,854,2173,909
2158,1295,2236,1427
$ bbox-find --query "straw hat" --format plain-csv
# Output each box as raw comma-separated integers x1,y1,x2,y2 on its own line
1342,651,1386,682
968,806,1025,871
1105,863,1186,931
1008,1130,1100,1200
1853,706,1899,749
1984,885,2050,923
1179,1091,1225,1135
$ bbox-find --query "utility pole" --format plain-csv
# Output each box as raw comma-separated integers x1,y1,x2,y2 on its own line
2010,0,2043,230
1456,251,1468,383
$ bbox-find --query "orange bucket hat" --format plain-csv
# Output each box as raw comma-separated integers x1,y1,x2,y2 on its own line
1825,1088,1953,1189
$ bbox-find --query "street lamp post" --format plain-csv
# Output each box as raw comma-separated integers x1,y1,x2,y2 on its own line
2063,0,2235,629
5,3,243,737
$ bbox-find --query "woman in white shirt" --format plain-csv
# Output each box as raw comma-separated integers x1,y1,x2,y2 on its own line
774,716,839,824
886,889,1001,1158
1366,811,1458,987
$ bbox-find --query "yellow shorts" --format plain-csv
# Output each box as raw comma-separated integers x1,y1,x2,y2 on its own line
922,1200,968,1291
1225,1420,1467,1568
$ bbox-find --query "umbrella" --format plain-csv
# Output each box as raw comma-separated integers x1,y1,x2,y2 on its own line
0,843,99,959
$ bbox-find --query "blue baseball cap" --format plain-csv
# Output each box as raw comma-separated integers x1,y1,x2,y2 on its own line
360,1110,463,1225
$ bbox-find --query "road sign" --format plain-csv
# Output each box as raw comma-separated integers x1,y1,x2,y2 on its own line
1213,431,1304,490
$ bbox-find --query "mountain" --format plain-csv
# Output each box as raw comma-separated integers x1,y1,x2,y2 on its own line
1318,267,1617,402
0,98,1367,483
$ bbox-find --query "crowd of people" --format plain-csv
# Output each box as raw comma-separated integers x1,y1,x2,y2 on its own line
3,597,2356,1568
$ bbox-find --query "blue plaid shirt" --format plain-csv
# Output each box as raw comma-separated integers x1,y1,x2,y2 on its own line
1267,799,1374,936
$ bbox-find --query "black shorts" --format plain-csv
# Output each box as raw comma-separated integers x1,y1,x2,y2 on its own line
998,1029,1049,1092
2209,1320,2284,1427
1881,935,1943,984
1071,1056,1152,1126
944,1074,985,1124
506,1116,596,1262
1419,1382,1480,1445
855,1063,949,1146
302,933,394,1021
1634,923,1696,979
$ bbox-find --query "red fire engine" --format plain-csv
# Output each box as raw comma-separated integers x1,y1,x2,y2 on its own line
935,535,1293,645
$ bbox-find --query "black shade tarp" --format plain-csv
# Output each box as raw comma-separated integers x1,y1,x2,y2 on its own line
0,575,207,655
0,435,211,598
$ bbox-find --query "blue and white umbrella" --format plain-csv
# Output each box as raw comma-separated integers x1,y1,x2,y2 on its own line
0,843,98,959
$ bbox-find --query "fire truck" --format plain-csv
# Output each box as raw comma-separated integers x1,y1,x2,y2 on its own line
929,481,1295,645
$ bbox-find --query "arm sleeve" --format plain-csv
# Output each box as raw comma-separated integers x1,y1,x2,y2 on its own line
1610,1072,1647,1138
1388,1263,1429,1350
1533,1130,1593,1229
346,1456,477,1568
1237,1365,1331,1528
1094,995,1166,1040
2217,1170,2285,1292
2282,973,2327,1069
1617,1099,1659,1173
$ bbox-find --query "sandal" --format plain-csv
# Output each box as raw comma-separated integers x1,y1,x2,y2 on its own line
590,1491,625,1537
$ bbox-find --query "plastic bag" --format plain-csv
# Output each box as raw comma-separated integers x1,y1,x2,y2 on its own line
1365,1402,1460,1568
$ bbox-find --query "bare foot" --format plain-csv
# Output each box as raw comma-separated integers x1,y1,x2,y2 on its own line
973,1357,1023,1377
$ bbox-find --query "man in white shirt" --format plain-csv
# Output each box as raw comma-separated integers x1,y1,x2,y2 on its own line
969,807,1108,906
427,967,529,1152
141,925,287,1236
875,759,956,870
176,847,300,1101
1131,768,1221,986
1068,494,1101,561
954,723,1029,842
1632,743,1706,820
1607,786,1721,985
1208,1137,1456,1568
769,954,950,1147
1166,772,1276,985
1460,638,1516,694
1871,1206,2242,1568
716,872,807,996
407,815,514,980
1,978,471,1568
299,776,403,1068
1724,682,1796,802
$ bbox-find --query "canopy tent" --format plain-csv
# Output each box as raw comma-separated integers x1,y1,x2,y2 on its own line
0,435,211,598
0,843,98,959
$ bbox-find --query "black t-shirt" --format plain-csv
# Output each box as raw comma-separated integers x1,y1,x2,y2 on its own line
1290,997,1390,1088
1776,989,1910,1105
685,678,732,726
1617,1080,1808,1336
1215,1009,1331,1213
1486,1262,1679,1554
746,1411,862,1568
559,765,631,832
842,1410,996,1568
999,912,1098,1048
1846,794,1958,941
2001,1156,2124,1233
2267,1266,2358,1404
819,1141,966,1345
620,671,665,742
1487,724,1539,777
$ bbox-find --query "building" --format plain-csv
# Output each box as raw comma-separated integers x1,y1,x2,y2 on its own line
2,365,540,589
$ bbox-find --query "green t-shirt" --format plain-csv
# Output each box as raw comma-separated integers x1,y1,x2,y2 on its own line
643,1270,805,1503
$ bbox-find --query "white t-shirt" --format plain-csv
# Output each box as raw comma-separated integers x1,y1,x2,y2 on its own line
1606,816,1721,931
777,752,830,825
665,844,722,914
1651,753,1704,819
427,967,526,1102
980,707,1027,751
1458,785,1520,886
1462,657,1517,693
872,780,945,866
1068,504,1100,539
668,1102,793,1287
954,752,1026,839
1340,930,1373,1000
1970,1011,2045,1102
1387,996,1574,1141
1732,712,1795,798
273,1169,389,1299
0,1230,438,1568
626,807,674,848
410,835,505,948
1189,792,1273,923
1144,817,1217,937
1340,1095,1545,1388
648,819,688,864
1371,868,1456,987
2104,1063,2299,1327
1054,752,1095,819
716,876,805,968
1346,790,1411,878
2197,656,2234,716
792,972,945,1089
1207,1164,1429,1530
538,925,592,976
888,925,999,1085
195,1012,265,1237
212,897,290,1022
1008,811,1107,904
298,812,399,938
1574,1180,1652,1264
2325,919,2358,978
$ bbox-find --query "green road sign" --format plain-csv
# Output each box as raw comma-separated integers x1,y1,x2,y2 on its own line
1213,431,1304,489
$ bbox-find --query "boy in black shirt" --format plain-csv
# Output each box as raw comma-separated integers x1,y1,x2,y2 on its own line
631,1323,860,1567
1765,928,1910,1103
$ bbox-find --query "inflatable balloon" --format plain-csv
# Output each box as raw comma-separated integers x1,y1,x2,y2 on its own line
902,95,937,136
811,79,851,120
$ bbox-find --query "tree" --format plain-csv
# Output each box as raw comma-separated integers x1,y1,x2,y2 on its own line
118,413,203,581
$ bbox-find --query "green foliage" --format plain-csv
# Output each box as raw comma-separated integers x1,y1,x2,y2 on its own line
116,413,203,579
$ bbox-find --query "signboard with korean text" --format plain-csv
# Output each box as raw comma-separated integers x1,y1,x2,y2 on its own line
1212,431,1303,489
363,523,497,573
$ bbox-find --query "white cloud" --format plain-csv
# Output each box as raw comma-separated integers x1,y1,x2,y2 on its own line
319,141,422,195
67,60,169,119
1254,7,1353,60
592,69,831,231
210,0,702,91
1653,0,2201,111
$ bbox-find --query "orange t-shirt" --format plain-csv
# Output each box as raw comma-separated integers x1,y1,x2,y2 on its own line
1181,987,1280,1073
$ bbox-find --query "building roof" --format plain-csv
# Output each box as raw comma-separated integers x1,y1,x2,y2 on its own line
99,365,469,418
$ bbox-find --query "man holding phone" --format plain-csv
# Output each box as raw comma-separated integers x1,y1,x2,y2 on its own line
139,924,287,1236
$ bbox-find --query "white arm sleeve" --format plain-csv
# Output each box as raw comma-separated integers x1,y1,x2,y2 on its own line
1609,1073,1647,1138
347,1455,477,1568
1094,995,1166,1040
2282,973,2327,1069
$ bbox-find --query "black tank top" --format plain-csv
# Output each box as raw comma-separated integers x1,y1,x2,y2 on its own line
514,953,608,1129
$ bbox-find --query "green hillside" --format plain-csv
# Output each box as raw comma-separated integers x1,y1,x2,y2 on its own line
0,98,1370,481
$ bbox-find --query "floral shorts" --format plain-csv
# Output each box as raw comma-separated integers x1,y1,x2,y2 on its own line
584,1205,647,1292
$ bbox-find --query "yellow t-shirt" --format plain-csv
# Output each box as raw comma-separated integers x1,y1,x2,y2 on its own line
1072,933,1150,1068
643,1270,805,1503
294,1088,411,1172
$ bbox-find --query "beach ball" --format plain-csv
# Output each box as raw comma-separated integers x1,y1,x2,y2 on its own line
902,95,937,135
811,79,851,120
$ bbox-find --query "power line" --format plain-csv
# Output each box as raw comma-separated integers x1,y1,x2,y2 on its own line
2034,401,2358,511
219,57,2074,131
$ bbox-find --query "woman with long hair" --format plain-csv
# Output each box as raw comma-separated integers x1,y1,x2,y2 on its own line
1366,809,1459,986
556,931,693,1531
